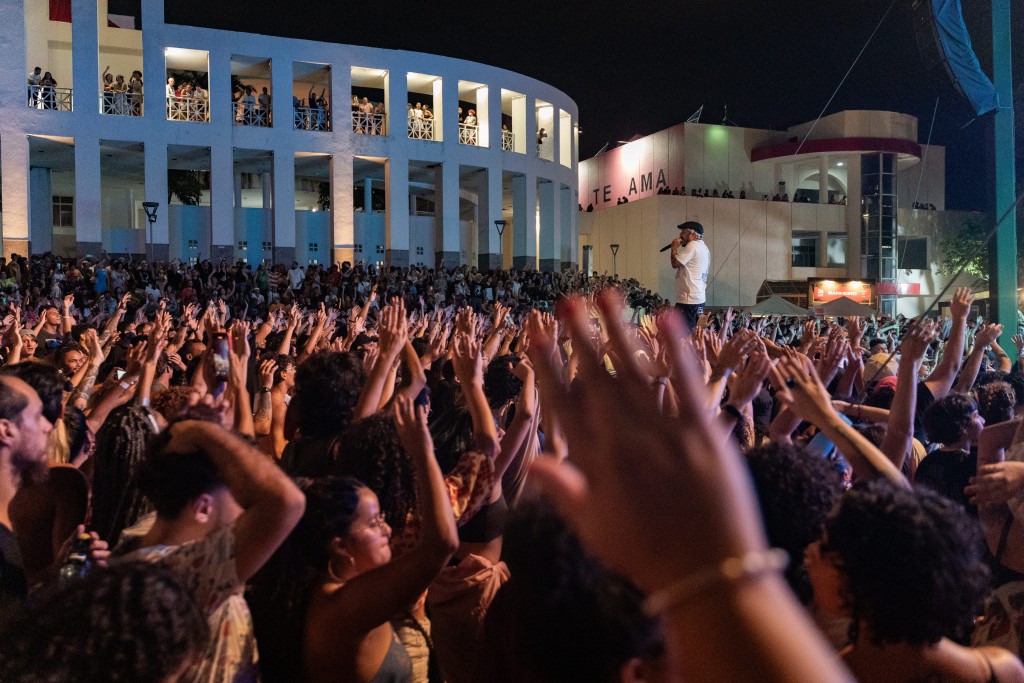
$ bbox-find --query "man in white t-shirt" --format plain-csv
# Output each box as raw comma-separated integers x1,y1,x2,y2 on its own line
669,221,710,332
287,262,304,293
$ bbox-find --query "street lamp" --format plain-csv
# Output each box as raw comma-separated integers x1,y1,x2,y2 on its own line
142,201,159,263
610,243,620,277
494,219,508,270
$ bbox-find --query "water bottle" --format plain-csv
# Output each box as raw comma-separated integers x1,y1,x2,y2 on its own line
58,533,92,585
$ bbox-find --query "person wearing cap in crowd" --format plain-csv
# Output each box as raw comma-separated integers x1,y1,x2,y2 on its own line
669,220,710,332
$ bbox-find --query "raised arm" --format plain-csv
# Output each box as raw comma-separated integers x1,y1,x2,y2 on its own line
452,332,500,458
953,322,1002,395
227,323,255,439
353,300,407,421
880,321,937,472
162,420,305,581
774,355,908,488
923,287,973,400
319,398,457,635
528,294,852,683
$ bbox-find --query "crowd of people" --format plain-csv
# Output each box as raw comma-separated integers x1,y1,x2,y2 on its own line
234,84,273,126
101,66,144,116
166,76,210,122
913,201,938,210
2,249,1024,682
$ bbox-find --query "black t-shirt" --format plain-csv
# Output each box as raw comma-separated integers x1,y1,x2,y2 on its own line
0,523,27,616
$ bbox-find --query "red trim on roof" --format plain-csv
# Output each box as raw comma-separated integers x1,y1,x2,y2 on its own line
751,137,922,162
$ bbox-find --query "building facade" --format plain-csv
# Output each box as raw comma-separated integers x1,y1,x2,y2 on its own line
1,0,579,271
578,110,977,316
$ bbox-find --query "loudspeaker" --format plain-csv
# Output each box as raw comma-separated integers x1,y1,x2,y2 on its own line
910,0,967,100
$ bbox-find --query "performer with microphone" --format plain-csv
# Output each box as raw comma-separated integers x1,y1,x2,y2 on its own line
668,221,710,332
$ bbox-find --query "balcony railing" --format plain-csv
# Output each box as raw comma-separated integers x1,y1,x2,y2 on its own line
294,105,331,131
27,85,73,111
459,123,479,146
408,117,435,141
166,95,209,122
235,104,271,127
501,130,514,151
352,111,386,135
100,91,142,116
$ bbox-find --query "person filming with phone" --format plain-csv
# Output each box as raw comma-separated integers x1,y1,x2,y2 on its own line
668,220,710,332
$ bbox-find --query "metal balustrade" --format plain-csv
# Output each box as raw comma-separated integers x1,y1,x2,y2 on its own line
294,106,331,131
166,95,209,122
100,91,142,116
27,85,73,111
501,130,514,151
407,117,435,140
459,123,479,145
352,111,386,135
235,104,271,127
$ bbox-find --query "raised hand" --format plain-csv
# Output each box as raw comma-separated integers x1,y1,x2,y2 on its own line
725,341,772,408
259,358,278,390
949,287,975,321
899,319,938,364
974,322,1004,349
452,332,484,386
393,394,433,460
528,293,770,593
966,462,1024,506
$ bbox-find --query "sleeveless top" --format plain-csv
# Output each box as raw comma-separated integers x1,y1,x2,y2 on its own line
370,628,413,683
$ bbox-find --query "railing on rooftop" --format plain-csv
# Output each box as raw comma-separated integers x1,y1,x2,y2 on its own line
352,111,386,135
501,130,514,152
166,95,209,122
100,91,142,116
294,105,331,131
235,104,271,127
459,123,479,146
408,117,435,141
27,85,73,112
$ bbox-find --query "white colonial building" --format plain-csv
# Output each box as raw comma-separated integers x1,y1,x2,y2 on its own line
0,0,579,271
578,110,979,316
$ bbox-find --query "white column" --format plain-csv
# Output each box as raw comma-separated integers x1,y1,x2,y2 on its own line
332,65,350,136
208,47,231,127
71,0,98,116
386,69,405,138
0,133,29,256
477,167,502,270
140,0,165,124
549,110,560,165
385,156,410,266
433,77,446,141
476,86,489,148
331,154,354,264
29,167,53,254
512,174,536,270
273,152,295,259
512,95,527,154
434,162,460,268
143,140,169,255
271,57,291,131
74,137,102,249
210,143,234,259
538,179,558,271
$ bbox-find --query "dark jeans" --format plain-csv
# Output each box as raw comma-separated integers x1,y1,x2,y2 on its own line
675,302,704,333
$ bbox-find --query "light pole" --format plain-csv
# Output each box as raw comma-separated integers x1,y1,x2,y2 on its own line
494,219,507,270
142,201,159,263
610,243,620,277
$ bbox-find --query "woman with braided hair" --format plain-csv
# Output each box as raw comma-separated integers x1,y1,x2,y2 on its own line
90,403,157,544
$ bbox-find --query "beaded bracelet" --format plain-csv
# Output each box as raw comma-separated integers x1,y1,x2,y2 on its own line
642,548,789,617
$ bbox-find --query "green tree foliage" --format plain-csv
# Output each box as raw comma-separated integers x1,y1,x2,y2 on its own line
167,170,205,205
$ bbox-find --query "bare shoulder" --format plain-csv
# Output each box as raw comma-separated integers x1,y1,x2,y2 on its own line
979,646,1024,683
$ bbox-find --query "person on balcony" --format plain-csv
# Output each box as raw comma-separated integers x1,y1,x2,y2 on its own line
101,67,114,114
464,109,477,127
241,87,257,125
27,66,42,107
258,87,271,124
111,75,128,115
39,72,58,110
129,71,143,116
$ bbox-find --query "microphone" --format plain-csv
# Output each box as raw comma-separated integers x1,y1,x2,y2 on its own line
660,233,684,252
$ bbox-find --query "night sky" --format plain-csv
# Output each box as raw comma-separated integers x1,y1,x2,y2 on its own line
122,0,1021,211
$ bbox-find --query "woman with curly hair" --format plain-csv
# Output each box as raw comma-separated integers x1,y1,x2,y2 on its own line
249,397,456,683
0,561,209,682
806,478,1024,681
